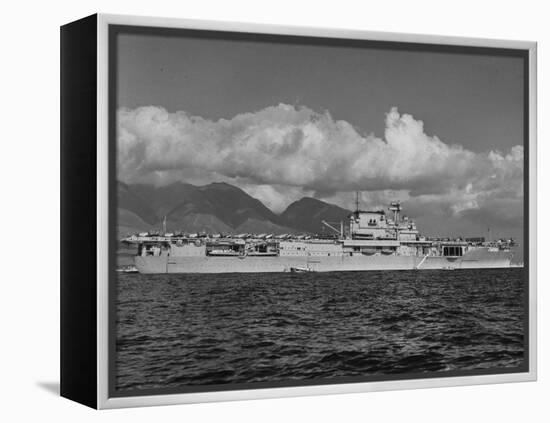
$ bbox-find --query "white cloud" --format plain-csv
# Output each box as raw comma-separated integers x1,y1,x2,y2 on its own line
117,103,523,231
237,184,312,214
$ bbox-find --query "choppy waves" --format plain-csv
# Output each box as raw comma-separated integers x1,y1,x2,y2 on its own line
115,268,525,391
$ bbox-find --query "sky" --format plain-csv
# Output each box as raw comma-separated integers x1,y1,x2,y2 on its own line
115,30,525,242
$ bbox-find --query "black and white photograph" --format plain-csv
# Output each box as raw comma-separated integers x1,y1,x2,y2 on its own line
4,0,550,418
111,24,529,396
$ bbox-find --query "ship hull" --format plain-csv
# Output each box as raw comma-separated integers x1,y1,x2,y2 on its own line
135,248,513,274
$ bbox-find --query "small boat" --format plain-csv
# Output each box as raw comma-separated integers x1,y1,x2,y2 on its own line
289,266,314,273
116,265,138,273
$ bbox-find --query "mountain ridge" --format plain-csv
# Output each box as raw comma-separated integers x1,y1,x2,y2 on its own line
117,181,351,236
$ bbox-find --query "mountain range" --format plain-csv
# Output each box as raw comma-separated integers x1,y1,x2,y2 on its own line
117,181,351,237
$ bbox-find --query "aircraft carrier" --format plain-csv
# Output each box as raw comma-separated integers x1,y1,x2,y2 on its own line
121,201,515,274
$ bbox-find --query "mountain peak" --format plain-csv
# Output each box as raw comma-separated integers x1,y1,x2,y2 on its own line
280,197,350,234
292,196,324,204
201,181,240,191
117,181,351,235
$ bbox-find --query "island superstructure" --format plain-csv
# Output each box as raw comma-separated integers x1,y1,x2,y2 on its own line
121,201,515,274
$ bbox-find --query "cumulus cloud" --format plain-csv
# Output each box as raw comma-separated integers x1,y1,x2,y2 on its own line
117,104,523,232
118,104,476,190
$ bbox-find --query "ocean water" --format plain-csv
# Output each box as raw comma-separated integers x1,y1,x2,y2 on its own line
115,268,526,392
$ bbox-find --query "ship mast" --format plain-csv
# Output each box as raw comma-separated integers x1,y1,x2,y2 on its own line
389,201,402,224
355,191,360,213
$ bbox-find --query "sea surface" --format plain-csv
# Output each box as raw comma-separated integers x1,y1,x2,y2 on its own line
115,268,526,392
